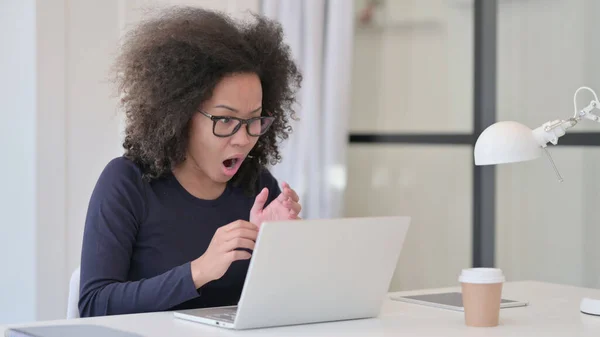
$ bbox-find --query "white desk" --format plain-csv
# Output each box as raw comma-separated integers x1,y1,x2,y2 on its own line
3,281,600,336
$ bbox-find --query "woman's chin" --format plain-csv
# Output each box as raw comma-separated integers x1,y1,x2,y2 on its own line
213,169,236,183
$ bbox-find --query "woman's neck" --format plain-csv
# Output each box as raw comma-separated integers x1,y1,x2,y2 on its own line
172,160,227,200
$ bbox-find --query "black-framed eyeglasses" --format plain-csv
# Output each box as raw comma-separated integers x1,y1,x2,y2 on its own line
198,110,275,137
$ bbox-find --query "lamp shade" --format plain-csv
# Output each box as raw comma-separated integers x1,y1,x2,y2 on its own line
474,121,542,165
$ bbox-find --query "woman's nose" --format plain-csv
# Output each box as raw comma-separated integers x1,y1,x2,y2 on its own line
230,125,251,146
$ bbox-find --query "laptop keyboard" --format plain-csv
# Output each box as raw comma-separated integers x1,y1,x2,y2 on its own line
205,307,237,323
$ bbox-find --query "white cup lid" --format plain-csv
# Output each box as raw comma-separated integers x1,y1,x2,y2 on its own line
459,268,505,284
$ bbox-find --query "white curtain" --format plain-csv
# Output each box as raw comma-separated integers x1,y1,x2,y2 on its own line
261,0,354,219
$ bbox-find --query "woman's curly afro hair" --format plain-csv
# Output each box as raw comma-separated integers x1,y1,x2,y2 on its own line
114,6,302,194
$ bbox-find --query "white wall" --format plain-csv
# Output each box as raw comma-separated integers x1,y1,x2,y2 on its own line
350,0,473,134
1,0,259,325
35,0,68,322
0,0,37,325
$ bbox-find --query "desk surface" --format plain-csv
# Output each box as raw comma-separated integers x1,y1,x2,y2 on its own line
3,281,600,336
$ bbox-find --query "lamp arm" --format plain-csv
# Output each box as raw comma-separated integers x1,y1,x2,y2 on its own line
532,118,578,146
531,119,577,183
532,86,600,147
573,86,600,118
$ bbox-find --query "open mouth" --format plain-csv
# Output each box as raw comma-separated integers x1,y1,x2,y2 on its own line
222,155,245,176
223,158,239,170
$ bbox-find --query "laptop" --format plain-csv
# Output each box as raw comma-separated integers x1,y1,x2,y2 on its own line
173,216,411,330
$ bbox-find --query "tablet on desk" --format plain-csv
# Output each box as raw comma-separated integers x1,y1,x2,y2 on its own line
391,292,528,312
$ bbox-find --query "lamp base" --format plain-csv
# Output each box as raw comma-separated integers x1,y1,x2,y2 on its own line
581,297,600,316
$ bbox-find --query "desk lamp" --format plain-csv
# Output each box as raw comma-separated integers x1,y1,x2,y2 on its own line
473,86,600,316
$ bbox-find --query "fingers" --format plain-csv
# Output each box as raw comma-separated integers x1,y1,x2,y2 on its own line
223,228,258,242
284,199,302,216
282,182,299,202
273,182,301,218
276,182,299,203
250,188,269,215
222,219,257,232
227,250,252,263
275,189,288,203
222,237,255,252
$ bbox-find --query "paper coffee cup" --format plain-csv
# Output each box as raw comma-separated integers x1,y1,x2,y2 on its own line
459,268,505,327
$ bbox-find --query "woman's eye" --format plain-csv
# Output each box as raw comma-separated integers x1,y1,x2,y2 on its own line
217,118,232,124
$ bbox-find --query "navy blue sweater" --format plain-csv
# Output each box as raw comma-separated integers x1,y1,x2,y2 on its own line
78,157,280,317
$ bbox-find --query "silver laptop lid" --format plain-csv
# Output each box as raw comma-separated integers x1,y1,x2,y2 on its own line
234,216,410,329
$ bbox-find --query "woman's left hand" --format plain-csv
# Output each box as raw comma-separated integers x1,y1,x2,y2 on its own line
250,182,301,228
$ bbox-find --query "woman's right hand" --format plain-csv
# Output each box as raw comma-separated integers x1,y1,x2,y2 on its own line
190,220,258,288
